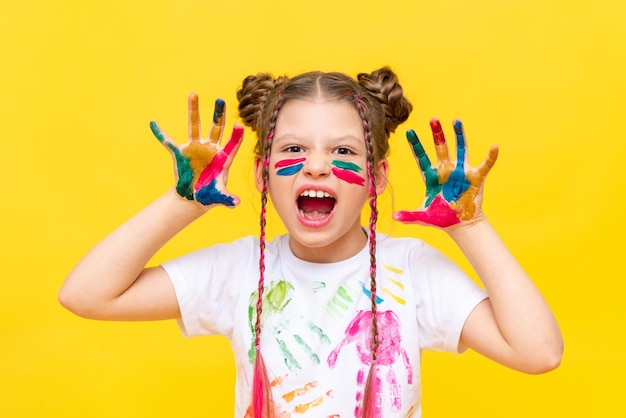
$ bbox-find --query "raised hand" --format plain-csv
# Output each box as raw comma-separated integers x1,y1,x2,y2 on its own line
393,119,498,228
150,94,244,207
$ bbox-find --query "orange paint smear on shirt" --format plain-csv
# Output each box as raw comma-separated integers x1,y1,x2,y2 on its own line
294,396,325,413
282,381,318,402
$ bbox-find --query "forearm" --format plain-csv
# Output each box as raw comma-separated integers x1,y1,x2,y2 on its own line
448,215,563,368
59,189,208,317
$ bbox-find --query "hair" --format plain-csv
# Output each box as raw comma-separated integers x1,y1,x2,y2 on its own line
236,67,412,417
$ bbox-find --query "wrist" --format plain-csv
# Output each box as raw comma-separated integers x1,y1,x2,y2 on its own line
446,211,491,241
163,188,212,218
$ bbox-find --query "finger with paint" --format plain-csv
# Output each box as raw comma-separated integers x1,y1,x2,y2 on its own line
449,121,498,221
440,120,472,204
393,119,498,227
404,129,440,207
429,118,455,183
150,94,244,207
150,120,196,200
188,93,202,141
209,98,226,144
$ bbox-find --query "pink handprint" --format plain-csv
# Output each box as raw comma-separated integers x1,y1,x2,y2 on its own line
327,310,412,416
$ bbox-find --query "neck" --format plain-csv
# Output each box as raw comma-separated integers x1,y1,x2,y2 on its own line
288,224,368,263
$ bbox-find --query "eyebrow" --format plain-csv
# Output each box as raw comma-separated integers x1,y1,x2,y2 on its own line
273,134,364,144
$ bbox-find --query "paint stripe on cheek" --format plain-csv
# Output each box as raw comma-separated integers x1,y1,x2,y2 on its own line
331,160,362,173
276,164,303,176
332,167,365,186
275,158,306,176
275,158,306,168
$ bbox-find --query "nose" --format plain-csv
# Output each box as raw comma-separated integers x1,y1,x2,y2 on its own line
303,152,331,178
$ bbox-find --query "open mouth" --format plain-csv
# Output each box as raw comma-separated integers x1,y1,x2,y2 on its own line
297,189,336,221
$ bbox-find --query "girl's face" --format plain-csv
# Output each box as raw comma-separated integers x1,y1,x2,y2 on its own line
255,98,388,263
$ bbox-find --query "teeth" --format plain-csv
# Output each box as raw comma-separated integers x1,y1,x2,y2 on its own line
300,189,331,198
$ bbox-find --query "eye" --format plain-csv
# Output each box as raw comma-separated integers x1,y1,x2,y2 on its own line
333,146,356,156
282,145,303,153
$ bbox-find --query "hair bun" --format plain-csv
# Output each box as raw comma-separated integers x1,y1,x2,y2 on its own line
237,74,287,132
357,67,413,134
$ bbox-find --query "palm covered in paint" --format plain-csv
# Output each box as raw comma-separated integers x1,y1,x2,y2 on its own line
393,119,498,228
150,94,244,207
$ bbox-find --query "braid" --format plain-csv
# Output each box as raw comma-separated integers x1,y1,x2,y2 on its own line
256,97,283,349
255,145,269,349
355,95,379,361
251,96,283,418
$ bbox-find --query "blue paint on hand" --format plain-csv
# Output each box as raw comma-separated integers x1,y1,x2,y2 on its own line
195,178,235,207
213,99,225,123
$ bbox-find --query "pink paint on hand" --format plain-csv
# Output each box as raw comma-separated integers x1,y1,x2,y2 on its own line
332,167,365,186
195,125,244,190
393,195,460,227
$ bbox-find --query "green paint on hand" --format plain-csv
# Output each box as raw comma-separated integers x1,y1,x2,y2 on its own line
150,121,194,200
406,129,441,206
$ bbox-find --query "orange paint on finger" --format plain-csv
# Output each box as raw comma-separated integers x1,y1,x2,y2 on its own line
189,94,201,140
210,124,224,142
435,143,454,183
477,146,499,176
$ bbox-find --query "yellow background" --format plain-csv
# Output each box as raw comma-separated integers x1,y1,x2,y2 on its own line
1,0,624,416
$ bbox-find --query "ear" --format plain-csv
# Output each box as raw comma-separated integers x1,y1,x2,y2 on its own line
254,156,264,193
374,158,389,195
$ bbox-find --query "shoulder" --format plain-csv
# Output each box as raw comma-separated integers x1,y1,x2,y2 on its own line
188,234,284,255
377,233,436,260
161,235,280,274
377,233,466,280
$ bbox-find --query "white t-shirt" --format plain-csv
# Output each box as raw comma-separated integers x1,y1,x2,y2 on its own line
162,233,487,417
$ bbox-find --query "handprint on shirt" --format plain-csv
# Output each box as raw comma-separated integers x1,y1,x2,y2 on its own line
327,310,413,416
247,281,295,363
150,93,244,206
393,119,498,227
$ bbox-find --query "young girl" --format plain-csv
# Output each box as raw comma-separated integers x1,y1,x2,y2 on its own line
59,67,563,417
